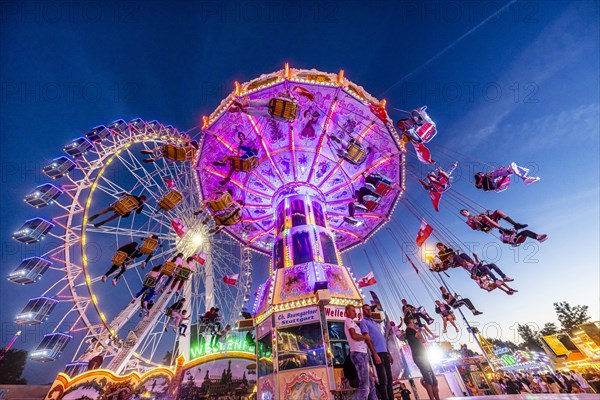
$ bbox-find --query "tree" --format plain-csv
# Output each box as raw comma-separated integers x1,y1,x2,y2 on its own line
554,301,591,333
0,349,28,384
539,322,559,337
517,324,543,352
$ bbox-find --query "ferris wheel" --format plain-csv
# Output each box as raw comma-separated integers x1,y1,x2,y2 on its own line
8,119,251,375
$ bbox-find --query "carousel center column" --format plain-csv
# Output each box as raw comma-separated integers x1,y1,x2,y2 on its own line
254,183,364,400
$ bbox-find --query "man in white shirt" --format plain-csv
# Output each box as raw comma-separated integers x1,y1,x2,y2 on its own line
344,304,378,400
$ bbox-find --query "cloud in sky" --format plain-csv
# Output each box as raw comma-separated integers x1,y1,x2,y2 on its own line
453,6,598,150
510,103,600,150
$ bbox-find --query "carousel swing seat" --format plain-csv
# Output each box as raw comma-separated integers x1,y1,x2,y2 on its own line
400,106,437,144
365,180,392,197
207,192,233,212
362,199,380,212
142,275,158,288
174,267,192,281
160,261,177,276
493,175,511,193
230,156,259,172
268,98,299,122
339,140,368,165
111,196,140,216
111,251,129,267
158,190,183,211
140,238,159,254
162,144,196,162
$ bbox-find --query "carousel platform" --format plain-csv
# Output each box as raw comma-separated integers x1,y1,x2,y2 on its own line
445,394,598,399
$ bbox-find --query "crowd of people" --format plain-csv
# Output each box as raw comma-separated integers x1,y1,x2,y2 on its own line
489,369,597,395
341,299,599,400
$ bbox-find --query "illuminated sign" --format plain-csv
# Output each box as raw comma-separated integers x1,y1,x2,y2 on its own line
324,305,362,321
500,354,517,366
541,335,569,356
190,334,255,360
493,347,510,356
494,349,550,369
275,306,319,327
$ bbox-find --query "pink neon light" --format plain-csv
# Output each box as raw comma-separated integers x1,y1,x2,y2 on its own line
204,168,270,199
328,211,381,220
243,214,272,224
324,154,396,196
332,227,361,239
357,121,374,140
307,97,339,182
290,125,297,181
243,204,271,209
205,128,237,153
247,115,286,184
248,229,271,242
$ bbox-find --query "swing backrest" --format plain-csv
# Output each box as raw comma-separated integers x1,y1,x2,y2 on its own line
494,176,511,193
363,200,380,212
143,275,157,288
230,156,259,172
268,98,299,121
140,238,159,254
160,261,177,276
158,190,183,211
111,251,129,266
207,192,233,212
374,181,392,197
162,144,187,162
500,231,520,247
344,142,367,165
175,267,192,280
415,123,437,143
112,196,139,216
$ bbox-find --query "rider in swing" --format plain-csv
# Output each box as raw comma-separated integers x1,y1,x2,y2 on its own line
420,162,458,192
459,209,547,244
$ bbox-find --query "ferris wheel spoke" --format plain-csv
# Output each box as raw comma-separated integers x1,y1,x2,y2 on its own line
117,147,169,200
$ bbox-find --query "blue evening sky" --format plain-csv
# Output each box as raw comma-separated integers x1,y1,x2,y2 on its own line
1,0,598,383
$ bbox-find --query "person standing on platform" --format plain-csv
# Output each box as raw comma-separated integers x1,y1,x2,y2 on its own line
360,304,394,400
405,319,440,400
344,304,378,400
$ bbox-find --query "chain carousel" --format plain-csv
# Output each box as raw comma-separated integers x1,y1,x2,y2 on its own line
17,63,548,400
196,64,405,399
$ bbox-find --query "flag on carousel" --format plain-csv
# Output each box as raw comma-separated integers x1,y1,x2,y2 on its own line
412,142,435,164
223,273,239,286
429,190,442,212
416,219,433,246
193,252,207,266
170,219,187,238
163,177,176,189
370,290,383,311
357,271,377,287
405,254,420,274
